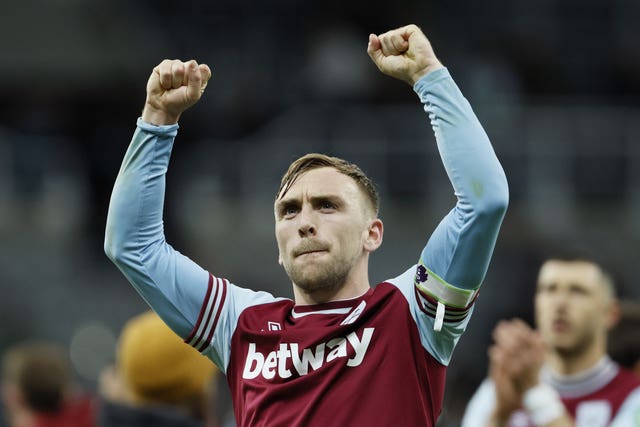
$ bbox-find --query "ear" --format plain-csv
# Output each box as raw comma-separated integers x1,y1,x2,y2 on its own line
363,218,383,253
605,300,621,331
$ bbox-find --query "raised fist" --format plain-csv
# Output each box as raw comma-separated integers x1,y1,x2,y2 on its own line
367,24,443,86
142,59,212,126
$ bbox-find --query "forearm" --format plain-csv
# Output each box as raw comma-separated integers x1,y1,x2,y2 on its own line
541,417,574,427
105,119,177,256
104,120,206,336
415,68,508,289
485,412,509,427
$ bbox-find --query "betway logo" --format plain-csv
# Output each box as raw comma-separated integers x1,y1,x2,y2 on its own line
242,328,374,380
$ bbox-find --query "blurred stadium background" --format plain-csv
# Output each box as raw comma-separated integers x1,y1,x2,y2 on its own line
0,0,639,425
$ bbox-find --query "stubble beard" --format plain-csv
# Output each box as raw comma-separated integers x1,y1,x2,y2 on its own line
551,327,596,359
285,255,355,294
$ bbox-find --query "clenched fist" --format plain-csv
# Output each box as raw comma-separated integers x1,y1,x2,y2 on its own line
142,59,212,126
367,24,443,86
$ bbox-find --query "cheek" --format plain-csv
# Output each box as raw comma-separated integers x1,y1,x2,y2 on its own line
577,300,603,324
534,297,547,321
275,226,290,252
340,223,365,250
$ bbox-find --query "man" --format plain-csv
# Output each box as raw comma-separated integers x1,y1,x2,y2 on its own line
1,341,95,427
461,257,640,427
105,24,509,426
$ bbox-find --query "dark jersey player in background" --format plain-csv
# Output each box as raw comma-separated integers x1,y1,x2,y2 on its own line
105,24,509,426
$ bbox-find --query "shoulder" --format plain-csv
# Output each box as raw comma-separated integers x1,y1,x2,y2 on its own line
608,366,640,397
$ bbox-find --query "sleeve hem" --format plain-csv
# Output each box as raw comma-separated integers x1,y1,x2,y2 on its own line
413,67,451,95
136,117,179,136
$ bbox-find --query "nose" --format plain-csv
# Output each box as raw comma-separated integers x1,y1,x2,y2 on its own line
552,290,570,312
297,206,316,238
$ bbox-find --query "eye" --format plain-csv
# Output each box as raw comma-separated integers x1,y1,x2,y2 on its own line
278,203,299,219
319,201,337,211
537,283,556,294
569,285,589,296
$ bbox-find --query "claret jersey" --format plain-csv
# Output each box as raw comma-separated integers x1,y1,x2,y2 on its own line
105,67,509,426
186,265,477,426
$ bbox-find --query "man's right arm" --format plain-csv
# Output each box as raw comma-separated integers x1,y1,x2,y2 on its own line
104,118,209,338
104,60,276,371
105,60,212,338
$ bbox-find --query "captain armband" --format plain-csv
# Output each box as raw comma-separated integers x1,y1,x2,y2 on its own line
414,264,478,332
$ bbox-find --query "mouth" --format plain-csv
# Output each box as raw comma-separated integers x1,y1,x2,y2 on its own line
552,319,570,332
293,242,329,258
296,249,328,258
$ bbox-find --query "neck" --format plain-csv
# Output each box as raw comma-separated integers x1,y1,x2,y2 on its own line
294,282,370,305
546,337,607,376
293,263,371,305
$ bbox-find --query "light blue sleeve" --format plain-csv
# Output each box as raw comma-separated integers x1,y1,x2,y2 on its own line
415,67,508,291
105,120,206,337
389,68,508,364
104,119,277,371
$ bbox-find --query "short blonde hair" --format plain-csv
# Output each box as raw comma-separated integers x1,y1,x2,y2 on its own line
277,153,379,215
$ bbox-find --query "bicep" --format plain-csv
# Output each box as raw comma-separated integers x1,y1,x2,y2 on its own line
422,202,502,290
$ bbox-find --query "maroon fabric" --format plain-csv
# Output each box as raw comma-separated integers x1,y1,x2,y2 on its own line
226,282,447,427
561,367,640,418
34,395,96,427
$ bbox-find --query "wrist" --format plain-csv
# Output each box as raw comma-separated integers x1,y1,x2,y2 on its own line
410,61,444,85
141,103,180,126
522,383,565,426
491,405,515,423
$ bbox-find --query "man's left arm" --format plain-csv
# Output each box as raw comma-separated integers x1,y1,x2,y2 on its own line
369,24,508,363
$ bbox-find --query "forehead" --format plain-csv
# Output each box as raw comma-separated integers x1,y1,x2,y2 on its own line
277,167,364,202
537,260,602,289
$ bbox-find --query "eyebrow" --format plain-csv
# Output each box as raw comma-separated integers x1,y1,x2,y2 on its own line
275,194,346,212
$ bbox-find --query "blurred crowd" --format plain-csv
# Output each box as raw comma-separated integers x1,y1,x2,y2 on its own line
0,311,235,427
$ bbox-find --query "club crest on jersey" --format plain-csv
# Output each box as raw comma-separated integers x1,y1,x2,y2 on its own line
415,265,428,285
242,328,375,380
267,321,281,331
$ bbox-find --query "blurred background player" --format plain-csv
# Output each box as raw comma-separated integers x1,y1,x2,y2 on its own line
0,341,95,427
461,256,640,427
98,310,222,427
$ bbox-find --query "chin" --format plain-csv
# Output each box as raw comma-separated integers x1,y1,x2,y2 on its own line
295,271,339,291
290,268,346,293
550,338,581,353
